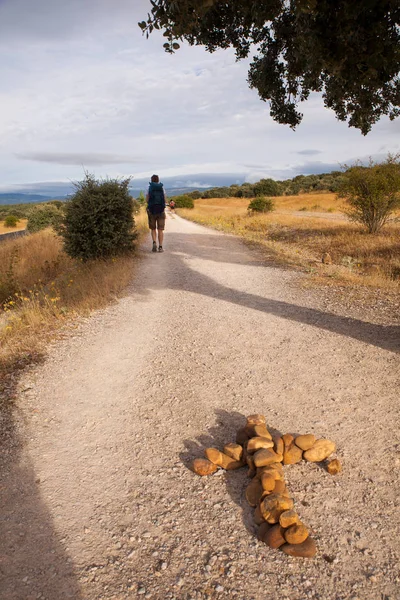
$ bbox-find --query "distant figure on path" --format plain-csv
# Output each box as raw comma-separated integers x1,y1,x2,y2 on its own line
146,174,166,252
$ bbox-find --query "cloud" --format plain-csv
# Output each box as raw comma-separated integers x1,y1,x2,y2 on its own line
16,152,144,166
296,149,322,156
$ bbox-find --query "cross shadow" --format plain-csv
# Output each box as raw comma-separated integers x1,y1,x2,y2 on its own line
0,364,82,600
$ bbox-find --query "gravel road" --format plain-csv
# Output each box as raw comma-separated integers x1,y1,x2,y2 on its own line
1,213,399,600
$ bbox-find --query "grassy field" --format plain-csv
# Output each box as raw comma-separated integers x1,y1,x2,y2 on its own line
0,210,147,380
0,219,27,234
179,196,400,291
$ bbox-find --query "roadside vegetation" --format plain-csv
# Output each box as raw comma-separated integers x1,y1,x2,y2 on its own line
0,175,147,387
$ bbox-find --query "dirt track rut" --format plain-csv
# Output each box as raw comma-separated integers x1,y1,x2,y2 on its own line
1,213,399,600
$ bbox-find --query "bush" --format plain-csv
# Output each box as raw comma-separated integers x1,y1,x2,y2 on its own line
137,191,146,205
59,173,137,260
27,204,64,232
339,155,400,233
172,195,194,208
253,178,282,197
4,214,19,227
248,197,275,214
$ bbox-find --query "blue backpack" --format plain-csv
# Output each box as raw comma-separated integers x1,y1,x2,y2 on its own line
148,182,166,215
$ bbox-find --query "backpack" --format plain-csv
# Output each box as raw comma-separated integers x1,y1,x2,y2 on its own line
148,182,166,215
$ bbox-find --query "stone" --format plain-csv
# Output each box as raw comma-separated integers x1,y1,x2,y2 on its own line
283,443,303,465
281,537,317,558
284,523,309,545
282,433,294,448
247,437,274,453
263,524,286,549
260,472,276,492
303,439,336,462
279,510,299,529
272,480,287,495
257,465,284,481
322,252,332,264
257,522,271,542
253,448,283,467
205,448,243,470
273,436,284,455
245,452,256,477
253,424,273,440
236,428,249,445
294,434,316,451
245,478,263,507
327,458,342,475
224,443,243,461
260,494,294,523
246,414,266,426
192,458,218,476
254,504,265,525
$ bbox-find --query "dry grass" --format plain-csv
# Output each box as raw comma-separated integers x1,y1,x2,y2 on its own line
0,210,148,379
0,219,27,234
179,198,400,291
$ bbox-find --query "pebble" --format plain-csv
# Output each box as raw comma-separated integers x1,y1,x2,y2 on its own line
138,587,146,595
215,585,224,593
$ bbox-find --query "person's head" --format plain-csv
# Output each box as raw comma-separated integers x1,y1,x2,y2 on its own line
151,174,159,183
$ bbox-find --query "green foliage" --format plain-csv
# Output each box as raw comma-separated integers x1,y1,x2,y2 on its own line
171,195,195,208
4,214,19,227
253,178,282,197
187,190,202,200
141,1,400,134
137,191,146,205
248,197,275,214
339,156,400,233
59,174,137,260
27,204,64,233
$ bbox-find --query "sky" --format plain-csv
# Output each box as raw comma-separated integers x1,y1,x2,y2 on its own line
0,0,399,192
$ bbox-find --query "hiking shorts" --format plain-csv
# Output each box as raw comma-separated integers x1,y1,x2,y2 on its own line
147,210,166,230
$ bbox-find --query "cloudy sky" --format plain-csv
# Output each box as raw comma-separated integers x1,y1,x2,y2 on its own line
0,0,399,191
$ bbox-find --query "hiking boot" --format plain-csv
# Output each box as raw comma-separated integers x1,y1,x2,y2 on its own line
152,242,157,252
158,246,164,252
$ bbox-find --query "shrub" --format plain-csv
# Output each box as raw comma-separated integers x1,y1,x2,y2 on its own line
248,197,275,214
59,173,137,260
27,204,64,232
339,155,400,233
137,191,146,205
4,214,19,227
253,178,282,197
172,195,194,208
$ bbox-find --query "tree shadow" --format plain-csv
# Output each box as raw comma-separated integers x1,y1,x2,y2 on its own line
0,362,82,600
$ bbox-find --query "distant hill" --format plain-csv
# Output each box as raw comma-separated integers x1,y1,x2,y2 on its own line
0,193,55,205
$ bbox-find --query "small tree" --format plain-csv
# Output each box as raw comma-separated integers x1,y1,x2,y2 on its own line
248,197,275,214
137,191,146,205
60,173,136,260
172,195,194,208
253,178,282,197
4,214,19,228
339,156,400,233
27,204,64,232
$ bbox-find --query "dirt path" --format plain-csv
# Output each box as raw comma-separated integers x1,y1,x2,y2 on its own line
1,213,399,600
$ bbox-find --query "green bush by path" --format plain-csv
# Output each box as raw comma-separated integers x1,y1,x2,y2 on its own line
4,215,19,228
27,204,64,233
59,173,137,260
172,195,194,209
248,197,275,214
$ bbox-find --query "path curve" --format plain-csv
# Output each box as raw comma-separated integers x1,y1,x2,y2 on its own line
1,213,399,600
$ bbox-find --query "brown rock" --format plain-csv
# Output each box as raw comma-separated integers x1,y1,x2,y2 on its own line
273,436,284,455
236,428,249,445
326,458,342,475
257,464,284,481
246,414,266,426
303,439,336,462
263,524,286,549
192,458,218,476
282,433,294,448
284,523,309,545
272,480,287,495
247,436,274,453
253,424,273,440
246,452,256,477
224,443,243,461
294,434,316,451
257,522,271,542
205,448,243,470
245,478,263,507
260,494,294,523
322,252,332,265
279,510,299,528
254,504,265,525
260,472,276,492
253,448,283,467
283,443,303,465
282,537,317,558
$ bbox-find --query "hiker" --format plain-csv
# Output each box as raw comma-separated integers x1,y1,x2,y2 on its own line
169,199,176,211
146,174,166,252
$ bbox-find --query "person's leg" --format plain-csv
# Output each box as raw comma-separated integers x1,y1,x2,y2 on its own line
151,229,157,243
158,230,164,247
157,213,166,250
